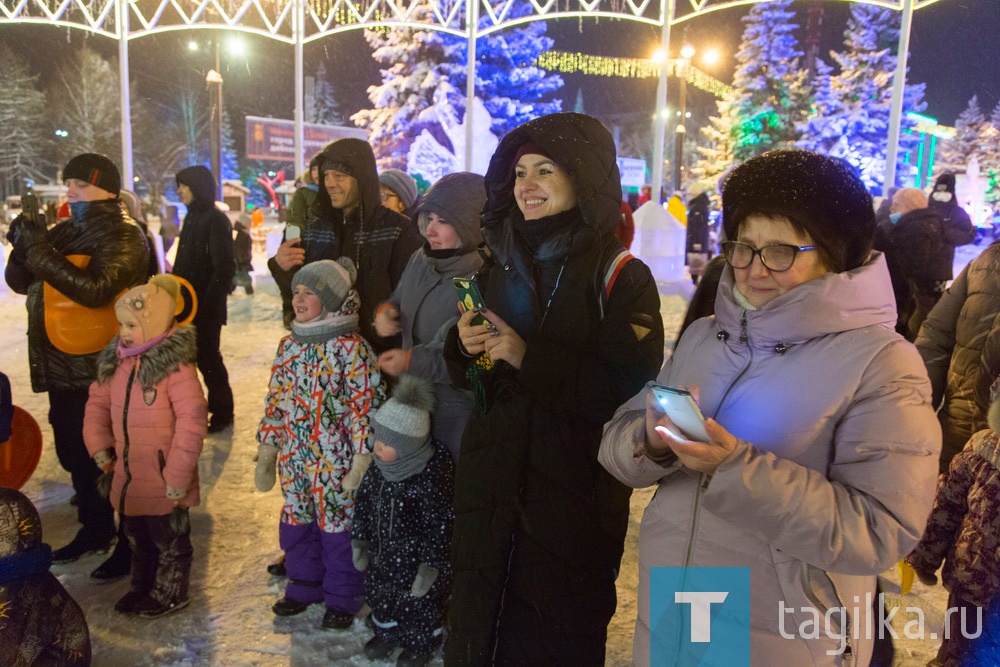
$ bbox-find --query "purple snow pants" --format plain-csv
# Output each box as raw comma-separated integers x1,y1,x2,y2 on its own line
279,521,363,614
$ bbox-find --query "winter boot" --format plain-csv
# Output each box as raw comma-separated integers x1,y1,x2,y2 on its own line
114,591,146,615
364,635,400,660
396,649,433,667
52,532,111,563
91,539,132,580
135,596,190,618
321,607,355,630
272,597,315,616
266,554,287,577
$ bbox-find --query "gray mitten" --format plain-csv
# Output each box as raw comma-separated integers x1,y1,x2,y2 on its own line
255,443,279,492
342,453,371,491
352,539,369,572
410,563,439,598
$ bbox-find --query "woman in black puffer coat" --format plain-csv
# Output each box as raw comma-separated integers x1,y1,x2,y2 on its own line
443,113,664,665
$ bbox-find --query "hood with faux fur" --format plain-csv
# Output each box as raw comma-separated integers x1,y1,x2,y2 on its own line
97,325,198,387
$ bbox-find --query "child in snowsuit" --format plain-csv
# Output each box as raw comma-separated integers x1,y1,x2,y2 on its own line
352,374,454,666
0,487,91,665
256,258,384,630
907,373,1000,665
83,274,208,618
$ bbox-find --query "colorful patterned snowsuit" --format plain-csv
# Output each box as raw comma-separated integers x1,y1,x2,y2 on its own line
257,291,384,613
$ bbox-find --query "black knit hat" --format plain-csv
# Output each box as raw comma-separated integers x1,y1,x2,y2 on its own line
721,149,876,273
63,153,121,196
933,173,956,195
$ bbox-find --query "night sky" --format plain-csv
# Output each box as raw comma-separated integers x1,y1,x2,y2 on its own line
0,0,995,156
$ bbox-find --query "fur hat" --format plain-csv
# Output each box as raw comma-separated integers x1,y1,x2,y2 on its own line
116,275,180,342
378,169,418,210
372,375,436,480
892,188,929,215
292,258,357,313
63,153,121,196
722,149,876,273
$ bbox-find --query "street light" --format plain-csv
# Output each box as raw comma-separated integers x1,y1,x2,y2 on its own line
674,43,695,193
207,62,223,202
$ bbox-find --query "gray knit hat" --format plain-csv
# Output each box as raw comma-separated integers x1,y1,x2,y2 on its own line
379,169,419,210
292,258,357,313
372,375,436,481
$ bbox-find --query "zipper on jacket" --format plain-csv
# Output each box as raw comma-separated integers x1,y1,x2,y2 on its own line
739,310,749,346
118,365,138,517
490,531,518,664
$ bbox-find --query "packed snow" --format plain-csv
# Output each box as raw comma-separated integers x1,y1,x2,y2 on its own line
0,239,985,666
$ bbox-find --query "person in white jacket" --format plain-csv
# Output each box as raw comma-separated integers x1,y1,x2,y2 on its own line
599,149,942,666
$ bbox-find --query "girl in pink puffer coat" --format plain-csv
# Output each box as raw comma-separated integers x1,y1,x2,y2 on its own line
84,274,207,619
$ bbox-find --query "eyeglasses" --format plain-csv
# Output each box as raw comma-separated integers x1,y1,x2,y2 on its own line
721,241,817,272
380,191,399,202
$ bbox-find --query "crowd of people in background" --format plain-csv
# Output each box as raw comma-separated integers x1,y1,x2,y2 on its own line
2,110,997,667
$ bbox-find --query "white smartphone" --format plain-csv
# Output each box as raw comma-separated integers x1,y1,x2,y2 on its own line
649,384,710,442
285,225,301,241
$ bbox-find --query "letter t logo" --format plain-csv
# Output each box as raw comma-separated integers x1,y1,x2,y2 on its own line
675,591,729,642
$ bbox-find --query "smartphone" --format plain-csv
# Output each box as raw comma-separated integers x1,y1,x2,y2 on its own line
22,192,39,225
285,225,301,241
452,277,489,326
649,384,710,442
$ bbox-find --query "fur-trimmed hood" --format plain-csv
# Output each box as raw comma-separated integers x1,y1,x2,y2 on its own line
96,325,198,387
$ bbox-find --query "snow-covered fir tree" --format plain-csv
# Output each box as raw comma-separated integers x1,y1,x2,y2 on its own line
456,2,562,137
796,59,845,154
353,1,561,169
822,4,925,192
936,96,984,175
0,44,46,197
47,47,122,165
308,61,343,126
982,101,1000,207
351,3,465,170
692,0,806,190
691,97,737,192
221,107,239,182
728,0,810,161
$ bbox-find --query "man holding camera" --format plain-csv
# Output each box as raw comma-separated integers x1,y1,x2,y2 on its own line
5,153,149,578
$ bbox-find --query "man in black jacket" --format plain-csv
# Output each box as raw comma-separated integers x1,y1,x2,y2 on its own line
5,152,148,576
172,166,236,433
268,139,422,352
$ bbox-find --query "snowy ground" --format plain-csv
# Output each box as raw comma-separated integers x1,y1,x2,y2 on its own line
0,240,986,666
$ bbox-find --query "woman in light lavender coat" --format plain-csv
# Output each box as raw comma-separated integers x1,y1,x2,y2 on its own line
599,150,942,666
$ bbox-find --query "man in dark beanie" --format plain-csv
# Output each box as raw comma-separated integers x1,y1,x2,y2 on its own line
268,138,422,352
5,152,148,577
172,165,236,433
928,172,975,281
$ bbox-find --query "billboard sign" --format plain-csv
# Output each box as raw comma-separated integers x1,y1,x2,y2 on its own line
245,116,368,164
617,157,647,188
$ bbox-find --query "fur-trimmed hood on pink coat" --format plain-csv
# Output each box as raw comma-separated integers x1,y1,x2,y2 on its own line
84,326,207,516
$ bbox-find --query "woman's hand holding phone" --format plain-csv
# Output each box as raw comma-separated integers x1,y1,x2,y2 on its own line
644,384,740,475
457,307,492,355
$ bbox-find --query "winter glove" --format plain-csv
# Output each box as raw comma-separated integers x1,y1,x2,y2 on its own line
904,558,938,587
351,539,369,572
10,212,46,249
410,563,439,598
255,443,279,492
169,506,190,534
342,453,371,491
166,485,187,500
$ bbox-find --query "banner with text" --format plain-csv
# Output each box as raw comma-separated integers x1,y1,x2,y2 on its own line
245,116,368,165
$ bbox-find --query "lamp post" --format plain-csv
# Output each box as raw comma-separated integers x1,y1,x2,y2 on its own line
207,61,223,203
674,43,695,194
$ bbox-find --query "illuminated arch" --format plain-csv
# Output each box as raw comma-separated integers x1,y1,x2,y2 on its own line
0,0,936,190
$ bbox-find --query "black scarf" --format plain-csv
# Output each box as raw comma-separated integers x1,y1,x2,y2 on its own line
513,207,581,261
